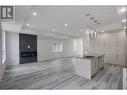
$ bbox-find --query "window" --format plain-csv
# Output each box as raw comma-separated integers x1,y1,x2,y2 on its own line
53,43,63,52
73,39,78,51
73,39,83,55
2,30,6,64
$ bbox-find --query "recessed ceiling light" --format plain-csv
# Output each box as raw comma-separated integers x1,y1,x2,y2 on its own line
33,12,37,16
120,7,126,13
122,19,126,22
80,29,83,32
26,23,30,26
65,24,68,27
123,26,126,29
52,29,55,31
101,30,104,33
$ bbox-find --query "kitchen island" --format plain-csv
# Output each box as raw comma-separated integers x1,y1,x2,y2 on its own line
73,54,104,80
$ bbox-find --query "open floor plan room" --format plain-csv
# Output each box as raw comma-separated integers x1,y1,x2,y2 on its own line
0,5,127,90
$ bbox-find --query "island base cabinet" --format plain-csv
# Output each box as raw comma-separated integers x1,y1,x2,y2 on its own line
98,56,104,69
74,55,104,80
74,59,92,80
91,58,98,76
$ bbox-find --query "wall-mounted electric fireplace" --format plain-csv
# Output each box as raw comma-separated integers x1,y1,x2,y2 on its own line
19,33,37,64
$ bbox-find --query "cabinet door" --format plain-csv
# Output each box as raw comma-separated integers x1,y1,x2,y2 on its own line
95,58,98,73
98,57,101,69
91,61,95,76
98,57,102,69
101,56,104,68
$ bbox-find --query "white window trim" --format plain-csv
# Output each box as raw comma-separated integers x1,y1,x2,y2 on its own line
52,43,63,52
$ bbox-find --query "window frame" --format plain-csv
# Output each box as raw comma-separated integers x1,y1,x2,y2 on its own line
52,43,63,52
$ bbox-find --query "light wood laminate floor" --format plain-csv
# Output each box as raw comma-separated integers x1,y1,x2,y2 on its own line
0,58,123,89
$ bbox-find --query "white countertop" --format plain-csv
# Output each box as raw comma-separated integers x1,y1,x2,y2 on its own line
75,54,105,60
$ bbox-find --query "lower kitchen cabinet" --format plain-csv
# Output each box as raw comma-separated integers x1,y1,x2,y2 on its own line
74,55,104,80
91,58,98,76
98,55,104,69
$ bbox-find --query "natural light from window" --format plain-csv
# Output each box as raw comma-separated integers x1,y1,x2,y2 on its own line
73,39,83,56
52,43,63,52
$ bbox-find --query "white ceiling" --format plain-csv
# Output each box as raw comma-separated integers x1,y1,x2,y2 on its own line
2,6,126,38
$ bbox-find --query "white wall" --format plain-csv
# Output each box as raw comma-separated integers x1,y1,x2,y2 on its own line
6,32,19,66
38,36,74,61
0,23,6,81
125,32,127,67
89,30,126,66
6,32,75,65
0,23,2,80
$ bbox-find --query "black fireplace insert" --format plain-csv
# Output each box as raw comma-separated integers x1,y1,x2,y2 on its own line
21,52,37,57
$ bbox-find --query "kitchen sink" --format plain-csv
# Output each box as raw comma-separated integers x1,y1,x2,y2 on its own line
83,56,95,59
